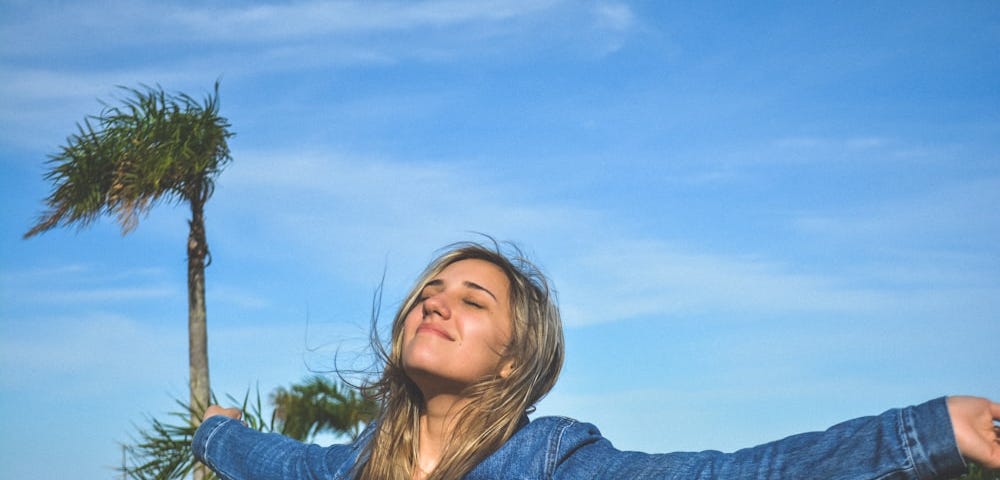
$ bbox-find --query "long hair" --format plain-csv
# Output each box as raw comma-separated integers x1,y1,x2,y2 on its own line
356,241,565,480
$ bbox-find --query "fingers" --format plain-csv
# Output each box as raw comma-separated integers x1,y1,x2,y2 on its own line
988,400,1000,447
957,397,1000,468
203,405,243,421
973,398,1000,468
947,397,999,466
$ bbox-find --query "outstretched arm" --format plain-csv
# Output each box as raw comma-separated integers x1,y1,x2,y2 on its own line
948,396,1000,468
550,397,969,479
194,405,364,480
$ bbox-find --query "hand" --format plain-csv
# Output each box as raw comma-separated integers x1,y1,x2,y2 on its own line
947,396,1000,468
203,405,243,422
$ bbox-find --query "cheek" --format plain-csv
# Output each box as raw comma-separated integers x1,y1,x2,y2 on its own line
398,310,422,358
466,321,509,359
487,311,514,351
401,305,422,336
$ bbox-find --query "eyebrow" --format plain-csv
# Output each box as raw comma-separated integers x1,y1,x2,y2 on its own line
423,279,498,302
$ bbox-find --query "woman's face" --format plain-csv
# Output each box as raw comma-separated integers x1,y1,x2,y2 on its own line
401,258,513,394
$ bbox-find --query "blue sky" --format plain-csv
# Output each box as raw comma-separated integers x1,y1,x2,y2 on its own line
2,1,999,478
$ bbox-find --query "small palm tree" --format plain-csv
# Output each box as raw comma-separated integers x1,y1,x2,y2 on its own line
122,379,378,479
272,376,378,441
26,82,233,480
122,391,273,480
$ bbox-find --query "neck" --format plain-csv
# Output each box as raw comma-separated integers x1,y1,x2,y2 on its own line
415,391,469,478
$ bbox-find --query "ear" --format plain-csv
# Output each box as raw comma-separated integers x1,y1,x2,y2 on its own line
499,359,516,379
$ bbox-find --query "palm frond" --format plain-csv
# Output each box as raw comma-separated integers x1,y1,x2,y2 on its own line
271,376,379,441
25,83,233,238
121,390,274,480
121,379,376,480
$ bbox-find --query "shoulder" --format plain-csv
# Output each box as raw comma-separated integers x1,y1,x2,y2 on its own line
520,415,604,446
467,416,610,479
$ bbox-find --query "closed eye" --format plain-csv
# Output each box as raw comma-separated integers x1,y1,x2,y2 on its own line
416,282,442,304
463,298,484,309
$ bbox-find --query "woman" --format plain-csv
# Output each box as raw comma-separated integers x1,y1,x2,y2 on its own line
195,241,1000,479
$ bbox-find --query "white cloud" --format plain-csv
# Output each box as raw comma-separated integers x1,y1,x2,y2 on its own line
211,147,977,328
845,137,889,150
0,0,640,152
168,0,565,41
773,136,892,151
0,66,219,152
14,140,995,333
214,148,600,281
0,263,90,280
20,285,179,303
0,308,352,399
210,284,272,310
1,0,636,76
2,263,181,304
535,375,929,453
593,2,635,32
1,0,566,56
554,239,898,326
794,177,1000,250
585,2,636,56
0,312,185,394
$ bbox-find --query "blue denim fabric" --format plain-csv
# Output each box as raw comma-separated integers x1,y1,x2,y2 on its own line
193,397,966,479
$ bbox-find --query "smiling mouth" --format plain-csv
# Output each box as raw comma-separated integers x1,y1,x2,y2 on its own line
416,324,454,340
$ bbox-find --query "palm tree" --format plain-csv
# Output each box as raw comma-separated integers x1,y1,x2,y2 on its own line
123,390,270,480
25,82,233,478
272,376,378,441
122,380,378,479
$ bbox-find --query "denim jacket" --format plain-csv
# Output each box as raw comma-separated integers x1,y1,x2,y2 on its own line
193,397,966,479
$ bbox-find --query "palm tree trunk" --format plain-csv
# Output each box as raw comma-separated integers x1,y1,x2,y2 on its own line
188,197,211,480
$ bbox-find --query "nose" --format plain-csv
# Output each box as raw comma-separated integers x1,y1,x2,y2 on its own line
422,292,451,319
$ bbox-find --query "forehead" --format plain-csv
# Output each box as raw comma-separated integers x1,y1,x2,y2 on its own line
435,258,510,293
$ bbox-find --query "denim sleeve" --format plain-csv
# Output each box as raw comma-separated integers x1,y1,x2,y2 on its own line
553,397,967,480
192,416,359,480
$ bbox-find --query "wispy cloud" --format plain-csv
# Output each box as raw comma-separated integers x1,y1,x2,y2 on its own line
0,264,166,283
593,2,634,31
0,312,185,393
537,374,926,453
210,284,271,310
555,239,902,326
0,1,560,55
215,148,600,276
1,263,179,305
764,135,906,166
1,0,639,152
0,263,90,280
0,0,635,61
171,0,565,41
0,66,208,152
19,286,179,303
772,136,891,151
211,147,989,327
587,2,636,55
794,176,1000,251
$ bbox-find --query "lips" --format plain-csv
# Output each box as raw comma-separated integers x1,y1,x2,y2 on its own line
416,323,455,341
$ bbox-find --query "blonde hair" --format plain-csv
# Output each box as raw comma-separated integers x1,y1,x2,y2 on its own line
357,241,564,480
